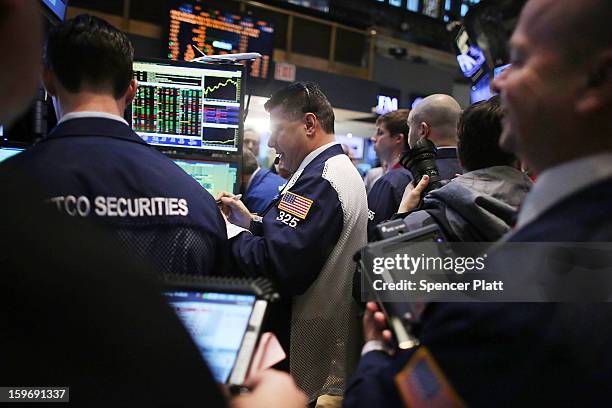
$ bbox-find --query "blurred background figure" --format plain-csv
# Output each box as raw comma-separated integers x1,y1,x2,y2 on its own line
341,143,357,167
241,148,286,214
363,160,386,194
366,109,412,240
243,128,261,158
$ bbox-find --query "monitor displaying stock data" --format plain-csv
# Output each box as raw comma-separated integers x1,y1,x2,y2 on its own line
130,60,244,154
172,158,239,197
168,2,274,80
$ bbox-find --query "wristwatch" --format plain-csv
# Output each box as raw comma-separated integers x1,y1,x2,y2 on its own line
249,215,264,235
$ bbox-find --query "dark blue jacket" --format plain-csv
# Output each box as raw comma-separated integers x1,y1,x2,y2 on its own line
243,168,286,214
345,178,612,407
367,148,462,241
230,145,346,296
0,117,229,276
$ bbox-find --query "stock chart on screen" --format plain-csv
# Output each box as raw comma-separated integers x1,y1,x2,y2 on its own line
168,2,274,80
172,158,239,197
131,60,243,153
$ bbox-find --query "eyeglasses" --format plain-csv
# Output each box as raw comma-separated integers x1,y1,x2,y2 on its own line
295,83,314,113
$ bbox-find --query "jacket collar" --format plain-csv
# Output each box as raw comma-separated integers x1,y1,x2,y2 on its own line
40,117,148,146
281,143,344,195
436,146,457,159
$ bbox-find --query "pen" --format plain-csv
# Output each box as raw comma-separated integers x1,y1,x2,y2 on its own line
216,194,242,204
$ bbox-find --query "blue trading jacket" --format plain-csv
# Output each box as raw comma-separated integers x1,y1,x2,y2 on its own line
243,168,286,215
0,117,229,276
367,147,463,241
230,144,346,296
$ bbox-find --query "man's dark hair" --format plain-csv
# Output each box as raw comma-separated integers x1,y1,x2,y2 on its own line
376,109,410,150
458,95,516,171
44,14,134,99
242,148,259,176
264,82,335,134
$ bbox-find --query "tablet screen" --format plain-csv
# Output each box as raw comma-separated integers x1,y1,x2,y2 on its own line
0,147,24,163
165,291,256,383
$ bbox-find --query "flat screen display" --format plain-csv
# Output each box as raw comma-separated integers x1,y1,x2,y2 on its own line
130,60,244,154
165,290,256,383
335,136,364,160
452,25,487,84
471,73,493,104
168,2,274,80
172,158,238,197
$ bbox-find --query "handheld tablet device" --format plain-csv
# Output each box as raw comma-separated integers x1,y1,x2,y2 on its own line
163,276,278,385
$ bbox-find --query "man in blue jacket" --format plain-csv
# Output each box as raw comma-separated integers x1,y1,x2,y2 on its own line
0,7,306,408
367,109,413,240
242,148,286,214
219,82,368,405
1,14,229,277
344,0,612,406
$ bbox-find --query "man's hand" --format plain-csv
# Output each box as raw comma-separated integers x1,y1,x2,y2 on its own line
398,175,430,214
216,192,253,229
230,370,307,408
363,301,393,344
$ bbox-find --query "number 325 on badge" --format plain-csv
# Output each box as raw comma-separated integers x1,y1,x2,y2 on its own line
276,211,300,228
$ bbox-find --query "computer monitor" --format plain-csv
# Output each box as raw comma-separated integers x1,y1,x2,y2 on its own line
336,135,364,160
471,73,494,104
129,59,245,155
0,147,24,163
165,290,257,383
172,158,239,197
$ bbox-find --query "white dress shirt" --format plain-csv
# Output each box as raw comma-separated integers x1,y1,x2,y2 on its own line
58,111,129,126
515,153,612,232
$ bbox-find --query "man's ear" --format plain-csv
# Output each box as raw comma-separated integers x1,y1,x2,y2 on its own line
123,78,138,106
395,133,406,147
418,121,430,140
576,49,612,114
42,68,57,97
304,112,317,136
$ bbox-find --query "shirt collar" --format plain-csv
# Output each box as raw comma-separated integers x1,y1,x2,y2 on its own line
59,111,129,126
516,152,612,230
246,167,261,191
280,142,339,195
295,141,339,174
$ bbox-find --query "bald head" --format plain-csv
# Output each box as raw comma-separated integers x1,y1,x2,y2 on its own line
407,94,461,148
516,0,611,66
492,0,612,174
